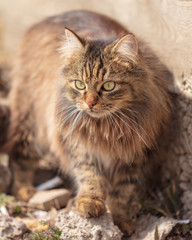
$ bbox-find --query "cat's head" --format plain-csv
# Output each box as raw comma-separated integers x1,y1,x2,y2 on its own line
58,28,149,119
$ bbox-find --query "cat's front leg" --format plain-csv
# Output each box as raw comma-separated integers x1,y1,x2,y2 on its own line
71,151,107,218
76,195,106,218
107,162,141,236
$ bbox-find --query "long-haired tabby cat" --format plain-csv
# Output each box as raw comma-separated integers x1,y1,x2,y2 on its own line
4,10,171,236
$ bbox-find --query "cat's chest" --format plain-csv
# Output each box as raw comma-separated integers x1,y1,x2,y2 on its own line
77,127,136,166
60,115,145,166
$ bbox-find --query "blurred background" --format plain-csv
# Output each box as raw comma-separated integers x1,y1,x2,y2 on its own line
0,0,192,80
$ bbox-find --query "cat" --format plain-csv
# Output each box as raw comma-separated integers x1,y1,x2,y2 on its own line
3,10,171,236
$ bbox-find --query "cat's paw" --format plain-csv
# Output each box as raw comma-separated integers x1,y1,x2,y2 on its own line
13,186,36,201
76,195,106,218
114,219,135,237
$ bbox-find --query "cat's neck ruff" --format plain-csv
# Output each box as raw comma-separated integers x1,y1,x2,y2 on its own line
57,109,149,165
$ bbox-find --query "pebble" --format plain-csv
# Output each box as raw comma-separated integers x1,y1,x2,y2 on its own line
29,189,72,210
0,214,27,238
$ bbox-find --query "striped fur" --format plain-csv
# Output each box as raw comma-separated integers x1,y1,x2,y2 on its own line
6,10,171,236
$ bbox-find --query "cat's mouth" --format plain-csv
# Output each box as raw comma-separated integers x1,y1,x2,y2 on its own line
85,108,108,118
77,104,110,118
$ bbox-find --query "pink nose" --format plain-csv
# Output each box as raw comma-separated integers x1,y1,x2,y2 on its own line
87,102,95,109
86,95,98,109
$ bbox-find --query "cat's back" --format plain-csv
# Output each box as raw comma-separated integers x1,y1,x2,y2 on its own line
29,10,128,41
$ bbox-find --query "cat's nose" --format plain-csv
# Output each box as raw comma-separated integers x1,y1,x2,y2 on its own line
87,101,96,109
85,95,98,109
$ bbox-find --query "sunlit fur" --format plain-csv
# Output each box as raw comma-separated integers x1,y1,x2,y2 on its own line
5,10,171,235
56,38,170,164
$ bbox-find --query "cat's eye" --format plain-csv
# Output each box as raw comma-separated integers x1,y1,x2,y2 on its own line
102,81,116,91
75,80,86,90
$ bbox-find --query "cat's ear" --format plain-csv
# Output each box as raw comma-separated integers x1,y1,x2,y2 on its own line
59,28,84,58
112,34,138,64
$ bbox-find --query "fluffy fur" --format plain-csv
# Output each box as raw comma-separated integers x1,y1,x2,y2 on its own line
3,10,171,235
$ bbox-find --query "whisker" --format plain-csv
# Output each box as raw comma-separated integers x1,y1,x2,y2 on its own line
117,108,154,148
112,110,132,136
111,111,133,156
106,112,124,157
124,108,140,117
113,107,150,149
55,105,76,127
109,112,124,139
56,105,76,116
57,108,79,130
69,111,82,140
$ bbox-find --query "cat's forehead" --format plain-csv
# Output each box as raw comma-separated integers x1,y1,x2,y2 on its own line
80,41,111,84
82,55,107,84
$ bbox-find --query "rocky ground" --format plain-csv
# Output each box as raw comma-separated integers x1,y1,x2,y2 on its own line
0,151,192,240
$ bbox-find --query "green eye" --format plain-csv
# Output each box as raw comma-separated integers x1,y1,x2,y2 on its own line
75,80,86,90
102,81,116,91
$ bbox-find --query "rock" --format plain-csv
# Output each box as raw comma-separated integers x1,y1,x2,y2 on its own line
0,214,27,238
55,210,123,240
130,215,178,240
0,162,11,193
29,189,72,210
19,218,50,233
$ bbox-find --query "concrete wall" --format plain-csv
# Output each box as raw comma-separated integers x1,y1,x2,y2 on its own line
0,0,192,79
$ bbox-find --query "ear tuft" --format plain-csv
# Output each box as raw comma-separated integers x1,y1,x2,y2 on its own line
59,28,84,58
112,34,138,64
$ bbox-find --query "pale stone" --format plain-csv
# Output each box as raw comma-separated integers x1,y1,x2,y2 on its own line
29,189,72,210
55,211,123,240
130,215,178,240
0,214,27,238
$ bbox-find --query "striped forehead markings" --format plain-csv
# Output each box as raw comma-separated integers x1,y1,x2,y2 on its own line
82,55,107,83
